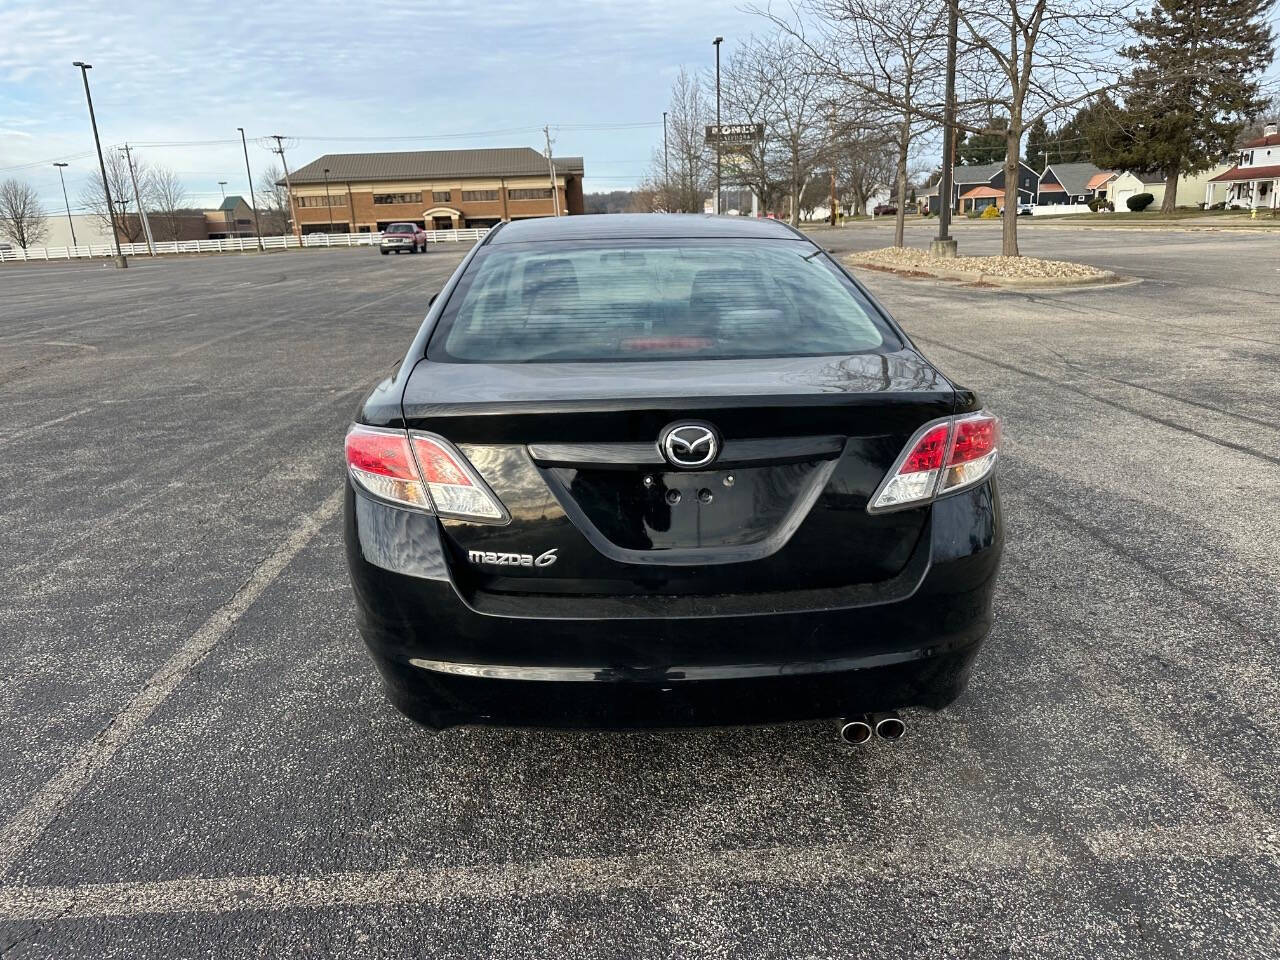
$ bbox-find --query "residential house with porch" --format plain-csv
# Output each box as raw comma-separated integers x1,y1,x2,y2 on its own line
920,161,1041,214
1037,162,1118,206
1205,124,1280,212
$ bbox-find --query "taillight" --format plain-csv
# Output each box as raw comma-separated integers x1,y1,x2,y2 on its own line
409,435,506,521
868,412,1001,513
345,424,508,522
345,425,429,508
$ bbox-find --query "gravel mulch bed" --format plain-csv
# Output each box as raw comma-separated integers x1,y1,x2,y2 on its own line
846,246,1110,281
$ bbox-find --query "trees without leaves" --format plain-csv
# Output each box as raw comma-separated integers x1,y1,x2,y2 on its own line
256,164,291,235
78,150,151,243
0,178,48,248
1089,0,1275,213
649,67,713,213
149,166,191,241
953,0,1127,253
763,0,947,246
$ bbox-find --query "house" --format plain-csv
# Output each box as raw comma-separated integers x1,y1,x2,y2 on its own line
920,161,1041,214
1109,164,1232,210
205,196,257,239
1205,124,1280,211
1037,162,1118,206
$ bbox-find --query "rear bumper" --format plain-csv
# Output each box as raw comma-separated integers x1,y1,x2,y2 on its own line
343,481,1002,729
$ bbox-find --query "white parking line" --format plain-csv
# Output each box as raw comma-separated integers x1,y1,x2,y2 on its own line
0,822,1273,923
0,487,344,879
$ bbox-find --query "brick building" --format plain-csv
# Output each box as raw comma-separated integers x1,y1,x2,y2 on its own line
283,147,585,234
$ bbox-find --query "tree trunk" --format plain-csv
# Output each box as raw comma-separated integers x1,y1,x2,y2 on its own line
893,121,910,248
1161,168,1179,214
1002,128,1020,256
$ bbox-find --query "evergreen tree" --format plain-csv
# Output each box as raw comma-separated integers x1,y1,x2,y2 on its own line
1025,118,1050,171
1090,0,1275,213
958,117,1009,165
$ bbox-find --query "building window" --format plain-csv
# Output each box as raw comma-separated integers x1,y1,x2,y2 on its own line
508,188,553,200
461,190,499,202
432,190,452,202
373,192,423,205
297,195,343,207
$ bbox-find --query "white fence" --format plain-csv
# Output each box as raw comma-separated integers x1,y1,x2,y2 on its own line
1030,204,1094,216
0,228,489,264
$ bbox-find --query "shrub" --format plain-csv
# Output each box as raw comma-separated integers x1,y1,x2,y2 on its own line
1089,198,1115,212
1127,192,1155,212
980,204,1001,218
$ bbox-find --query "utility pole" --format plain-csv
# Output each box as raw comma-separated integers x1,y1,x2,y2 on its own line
238,127,264,250
73,61,125,268
271,134,300,238
713,36,723,215
120,143,155,256
322,168,334,233
931,0,960,258
53,162,77,248
542,125,561,216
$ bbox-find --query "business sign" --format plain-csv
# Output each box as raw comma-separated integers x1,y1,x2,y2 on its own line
705,123,765,145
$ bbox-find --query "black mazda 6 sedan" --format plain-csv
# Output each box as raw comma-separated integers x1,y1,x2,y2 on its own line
343,214,1002,737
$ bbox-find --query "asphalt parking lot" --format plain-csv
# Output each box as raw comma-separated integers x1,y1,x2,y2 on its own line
1,224,1277,957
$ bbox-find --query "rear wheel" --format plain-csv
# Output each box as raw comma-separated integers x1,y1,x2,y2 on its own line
380,249,388,255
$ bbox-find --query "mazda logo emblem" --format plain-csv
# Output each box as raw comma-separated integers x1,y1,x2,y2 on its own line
660,422,720,469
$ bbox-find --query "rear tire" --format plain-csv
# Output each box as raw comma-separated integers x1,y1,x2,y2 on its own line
380,249,388,255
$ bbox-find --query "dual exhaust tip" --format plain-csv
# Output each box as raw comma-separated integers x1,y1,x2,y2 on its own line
839,713,905,745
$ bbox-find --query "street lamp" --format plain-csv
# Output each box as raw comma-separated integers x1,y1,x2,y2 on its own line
323,167,334,233
72,61,125,268
52,162,77,249
237,127,265,251
713,37,723,215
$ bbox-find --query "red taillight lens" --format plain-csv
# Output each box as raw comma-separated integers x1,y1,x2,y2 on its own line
411,437,474,486
409,435,505,521
345,425,429,508
868,412,1001,513
902,424,950,473
938,413,1000,494
947,415,1000,465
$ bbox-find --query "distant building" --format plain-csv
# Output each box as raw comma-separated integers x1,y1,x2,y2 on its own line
919,162,1040,214
1206,124,1280,211
1037,163,1118,206
205,196,257,238
1109,165,1231,210
281,147,585,234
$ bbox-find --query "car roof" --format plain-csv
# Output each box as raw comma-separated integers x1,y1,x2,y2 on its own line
488,213,805,244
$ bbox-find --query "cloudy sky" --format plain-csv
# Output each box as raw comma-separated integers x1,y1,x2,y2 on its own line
0,0,751,215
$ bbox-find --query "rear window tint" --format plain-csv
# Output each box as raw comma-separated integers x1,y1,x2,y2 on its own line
428,239,895,362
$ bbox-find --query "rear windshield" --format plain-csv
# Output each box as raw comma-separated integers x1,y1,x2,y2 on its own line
386,223,415,233
428,238,896,362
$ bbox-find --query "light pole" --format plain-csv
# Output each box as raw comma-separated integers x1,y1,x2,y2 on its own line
73,61,125,268
931,0,960,258
322,168,334,233
713,37,723,215
237,127,264,250
53,162,77,249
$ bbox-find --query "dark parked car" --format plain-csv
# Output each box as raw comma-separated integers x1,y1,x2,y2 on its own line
873,203,897,216
344,215,1003,740
379,222,429,254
